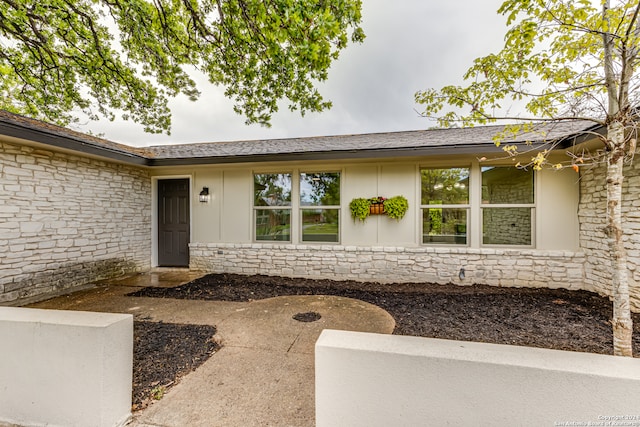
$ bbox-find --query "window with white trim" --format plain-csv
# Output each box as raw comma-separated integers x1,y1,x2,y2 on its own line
481,166,534,246
300,172,340,243
253,173,292,241
420,167,469,245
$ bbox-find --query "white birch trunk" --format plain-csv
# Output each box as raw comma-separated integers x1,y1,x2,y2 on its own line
606,121,633,357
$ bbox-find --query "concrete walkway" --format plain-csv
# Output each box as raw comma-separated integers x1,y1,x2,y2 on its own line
29,271,395,427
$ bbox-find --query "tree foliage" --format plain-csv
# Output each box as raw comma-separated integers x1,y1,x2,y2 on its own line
416,0,640,356
417,0,638,135
0,0,364,133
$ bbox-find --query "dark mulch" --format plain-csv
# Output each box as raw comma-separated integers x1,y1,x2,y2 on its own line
129,273,640,357
133,321,219,411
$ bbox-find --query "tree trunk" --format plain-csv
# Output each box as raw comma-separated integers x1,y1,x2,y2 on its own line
606,121,633,357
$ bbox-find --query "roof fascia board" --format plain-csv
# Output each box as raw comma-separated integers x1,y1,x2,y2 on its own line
557,123,606,148
146,142,550,166
0,121,149,166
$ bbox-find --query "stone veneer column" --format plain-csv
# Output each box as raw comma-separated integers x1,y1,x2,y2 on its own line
579,158,640,311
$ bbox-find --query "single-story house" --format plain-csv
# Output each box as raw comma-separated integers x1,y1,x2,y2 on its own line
0,110,637,310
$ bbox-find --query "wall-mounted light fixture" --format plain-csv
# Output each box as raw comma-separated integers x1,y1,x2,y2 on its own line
459,268,465,280
199,187,210,203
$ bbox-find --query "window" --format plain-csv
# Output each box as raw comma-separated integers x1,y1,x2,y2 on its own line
420,168,469,245
300,172,340,243
481,166,534,246
254,173,292,241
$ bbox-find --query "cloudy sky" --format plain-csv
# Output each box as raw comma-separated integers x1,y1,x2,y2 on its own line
85,0,508,147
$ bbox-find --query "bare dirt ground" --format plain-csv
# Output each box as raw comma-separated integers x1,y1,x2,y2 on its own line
130,273,640,407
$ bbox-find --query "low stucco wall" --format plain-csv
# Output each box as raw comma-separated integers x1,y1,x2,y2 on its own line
0,140,152,305
315,330,640,427
190,242,586,289
0,307,133,427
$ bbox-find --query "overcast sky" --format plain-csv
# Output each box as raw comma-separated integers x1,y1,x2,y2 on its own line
83,0,508,147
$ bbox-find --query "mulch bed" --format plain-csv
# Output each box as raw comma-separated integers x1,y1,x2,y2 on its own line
129,273,640,409
130,273,640,356
133,321,219,411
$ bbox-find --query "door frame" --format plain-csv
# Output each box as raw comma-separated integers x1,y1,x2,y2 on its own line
151,175,193,267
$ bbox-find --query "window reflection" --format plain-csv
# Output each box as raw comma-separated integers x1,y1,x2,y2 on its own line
254,173,292,206
421,168,469,245
421,168,469,205
300,172,340,243
300,173,340,206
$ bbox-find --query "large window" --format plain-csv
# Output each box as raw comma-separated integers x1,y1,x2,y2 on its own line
254,173,292,241
300,172,340,243
481,166,534,246
420,165,535,247
420,168,469,245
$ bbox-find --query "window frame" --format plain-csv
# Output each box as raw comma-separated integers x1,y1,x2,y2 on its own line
480,165,536,248
418,163,537,248
253,171,293,243
419,166,471,247
299,171,342,244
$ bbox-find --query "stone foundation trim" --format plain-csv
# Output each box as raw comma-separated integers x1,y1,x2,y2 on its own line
189,243,586,291
0,258,142,306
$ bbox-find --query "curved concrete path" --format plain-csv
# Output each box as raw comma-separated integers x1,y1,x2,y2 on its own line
134,295,394,427
28,271,395,427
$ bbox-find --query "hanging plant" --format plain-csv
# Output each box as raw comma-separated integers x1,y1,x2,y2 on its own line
350,195,409,221
349,198,371,222
383,195,409,220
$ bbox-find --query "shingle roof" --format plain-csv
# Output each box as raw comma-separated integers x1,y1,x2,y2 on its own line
0,109,601,166
0,110,151,164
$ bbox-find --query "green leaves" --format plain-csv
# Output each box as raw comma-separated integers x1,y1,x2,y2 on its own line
415,0,640,131
0,0,364,133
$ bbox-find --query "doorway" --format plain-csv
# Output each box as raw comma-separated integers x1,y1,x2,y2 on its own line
157,178,190,267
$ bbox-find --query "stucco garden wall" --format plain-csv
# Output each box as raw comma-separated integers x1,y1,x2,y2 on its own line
579,158,640,311
0,140,151,305
191,243,585,289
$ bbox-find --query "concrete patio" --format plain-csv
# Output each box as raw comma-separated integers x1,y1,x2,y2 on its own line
27,270,396,427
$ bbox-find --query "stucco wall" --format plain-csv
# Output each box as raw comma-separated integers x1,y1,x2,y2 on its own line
0,140,151,305
316,330,640,427
579,158,640,310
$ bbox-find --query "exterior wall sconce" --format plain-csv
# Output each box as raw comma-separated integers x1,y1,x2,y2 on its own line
199,187,210,203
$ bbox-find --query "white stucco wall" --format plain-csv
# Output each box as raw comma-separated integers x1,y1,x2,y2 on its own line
0,307,133,427
0,139,152,305
316,330,640,427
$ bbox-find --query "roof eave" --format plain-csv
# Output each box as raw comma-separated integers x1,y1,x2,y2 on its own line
0,121,150,166
146,142,549,166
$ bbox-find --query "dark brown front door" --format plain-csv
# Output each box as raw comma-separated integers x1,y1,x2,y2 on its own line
158,179,190,267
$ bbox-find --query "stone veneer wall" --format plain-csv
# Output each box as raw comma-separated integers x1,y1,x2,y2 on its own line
0,141,151,305
579,158,640,311
190,243,585,289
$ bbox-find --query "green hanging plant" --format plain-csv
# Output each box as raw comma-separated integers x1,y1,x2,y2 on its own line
349,197,371,222
383,195,409,220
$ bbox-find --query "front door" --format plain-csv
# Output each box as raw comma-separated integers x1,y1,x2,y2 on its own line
158,179,190,267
